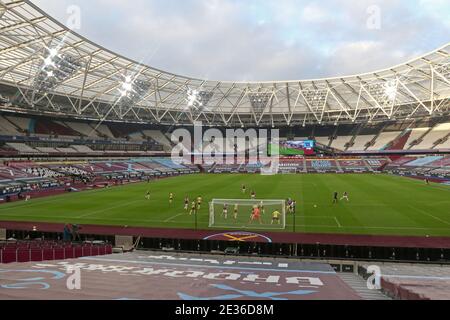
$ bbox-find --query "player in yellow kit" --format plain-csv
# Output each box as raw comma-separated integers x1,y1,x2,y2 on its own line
271,210,281,225
196,196,203,210
189,201,197,216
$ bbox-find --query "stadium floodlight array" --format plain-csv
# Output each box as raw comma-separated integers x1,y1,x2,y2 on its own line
33,48,83,94
303,89,328,109
435,64,449,78
118,76,151,108
187,89,214,110
209,199,286,231
186,89,214,119
367,80,398,105
249,92,273,119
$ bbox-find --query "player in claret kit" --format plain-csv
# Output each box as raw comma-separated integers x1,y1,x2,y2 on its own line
222,203,228,219
184,196,189,211
259,201,265,215
341,192,349,202
233,204,239,221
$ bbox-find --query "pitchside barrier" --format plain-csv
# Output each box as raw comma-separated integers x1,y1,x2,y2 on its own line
209,199,286,230
2,229,450,263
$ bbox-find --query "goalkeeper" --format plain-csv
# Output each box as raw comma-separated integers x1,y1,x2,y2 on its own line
271,210,281,225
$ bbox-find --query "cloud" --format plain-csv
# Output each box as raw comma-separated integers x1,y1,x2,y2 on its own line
30,0,449,81
302,4,328,23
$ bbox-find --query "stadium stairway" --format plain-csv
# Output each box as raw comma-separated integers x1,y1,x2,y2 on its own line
338,273,391,300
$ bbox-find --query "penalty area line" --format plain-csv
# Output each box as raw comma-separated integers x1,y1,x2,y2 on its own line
164,213,186,222
334,217,342,228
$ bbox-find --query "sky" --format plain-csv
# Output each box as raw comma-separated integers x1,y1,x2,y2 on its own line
31,0,450,82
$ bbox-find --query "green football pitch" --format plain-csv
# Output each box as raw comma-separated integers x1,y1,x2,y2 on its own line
0,173,449,237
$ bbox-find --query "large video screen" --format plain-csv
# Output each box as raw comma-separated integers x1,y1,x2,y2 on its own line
270,140,316,156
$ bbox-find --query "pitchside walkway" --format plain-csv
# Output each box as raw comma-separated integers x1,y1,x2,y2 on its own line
360,263,450,300
0,251,364,300
338,273,390,300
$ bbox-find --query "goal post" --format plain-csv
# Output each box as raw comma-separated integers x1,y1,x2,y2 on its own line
209,199,286,230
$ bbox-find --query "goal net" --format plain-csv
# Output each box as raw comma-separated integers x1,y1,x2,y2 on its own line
209,199,286,230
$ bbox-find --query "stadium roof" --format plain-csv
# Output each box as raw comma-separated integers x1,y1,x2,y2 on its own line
0,0,449,127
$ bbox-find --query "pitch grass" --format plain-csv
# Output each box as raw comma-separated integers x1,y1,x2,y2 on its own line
0,173,449,237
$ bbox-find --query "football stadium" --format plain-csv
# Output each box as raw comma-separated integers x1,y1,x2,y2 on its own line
0,0,449,306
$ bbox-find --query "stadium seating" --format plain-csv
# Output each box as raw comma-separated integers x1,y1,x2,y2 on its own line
315,136,331,147
35,147,59,153
23,167,63,178
151,158,187,170
129,132,146,141
410,123,450,150
347,135,376,151
5,116,31,132
0,165,34,180
330,136,352,150
34,119,78,136
385,155,450,178
0,240,113,264
52,165,90,177
56,147,78,154
338,159,369,172
65,121,100,138
367,131,401,150
91,123,115,139
6,143,40,154
360,263,450,300
306,159,339,172
142,130,172,150
403,156,444,168
279,158,305,173
212,163,242,173
404,128,430,149
0,116,21,135
72,145,97,153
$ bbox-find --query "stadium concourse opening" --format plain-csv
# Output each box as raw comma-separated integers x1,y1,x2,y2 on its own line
0,0,449,303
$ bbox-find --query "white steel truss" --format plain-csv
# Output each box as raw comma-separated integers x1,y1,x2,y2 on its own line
0,0,449,127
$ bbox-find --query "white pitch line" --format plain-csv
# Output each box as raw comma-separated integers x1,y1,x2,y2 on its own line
408,205,450,227
334,217,342,228
76,200,143,218
296,215,337,219
286,224,450,231
0,188,117,212
164,213,186,222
